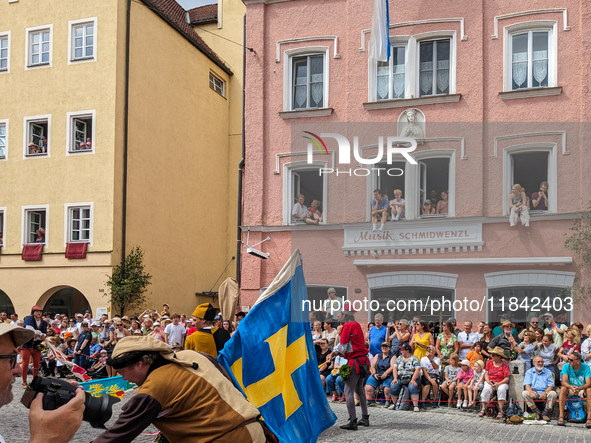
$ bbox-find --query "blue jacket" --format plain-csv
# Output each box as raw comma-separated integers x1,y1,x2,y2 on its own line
21,315,48,349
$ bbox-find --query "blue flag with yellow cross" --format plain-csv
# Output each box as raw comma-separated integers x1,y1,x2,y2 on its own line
218,249,336,442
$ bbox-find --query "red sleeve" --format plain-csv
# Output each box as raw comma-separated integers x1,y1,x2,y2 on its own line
340,323,352,345
92,393,161,443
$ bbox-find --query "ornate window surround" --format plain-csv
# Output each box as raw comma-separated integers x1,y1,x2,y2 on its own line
282,159,329,225
491,8,570,39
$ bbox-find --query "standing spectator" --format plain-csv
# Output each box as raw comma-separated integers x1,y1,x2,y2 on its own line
479,324,494,360
365,342,394,408
518,317,540,340
531,181,549,210
429,189,439,206
322,288,343,318
9,313,18,325
447,318,461,335
371,189,389,231
476,321,485,339
572,322,588,342
74,322,92,369
543,313,568,347
367,314,388,359
388,319,410,358
479,347,511,418
322,320,337,348
163,313,185,348
222,320,234,336
292,193,307,223
522,355,556,421
516,331,535,372
410,320,433,361
21,305,47,387
235,311,246,330
389,344,421,412
457,322,479,360
149,322,165,342
420,345,441,409
0,312,10,324
557,351,591,427
436,321,458,370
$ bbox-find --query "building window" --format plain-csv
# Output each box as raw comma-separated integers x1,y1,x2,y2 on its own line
283,162,327,225
371,287,454,325
488,287,570,326
292,54,324,110
67,111,94,153
511,151,548,211
24,116,50,156
0,34,9,72
0,120,6,159
0,209,4,248
209,72,225,97
419,158,450,217
28,28,51,67
24,208,46,244
68,206,91,243
71,22,94,61
377,46,406,100
419,39,450,96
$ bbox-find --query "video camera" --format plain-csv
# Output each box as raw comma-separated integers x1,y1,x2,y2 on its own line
21,376,120,428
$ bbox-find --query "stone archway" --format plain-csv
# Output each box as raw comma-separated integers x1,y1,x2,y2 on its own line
0,290,16,315
39,286,91,318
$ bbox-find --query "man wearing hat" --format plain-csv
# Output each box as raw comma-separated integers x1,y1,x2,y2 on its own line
21,305,48,387
488,320,518,354
330,306,370,430
185,303,230,357
364,341,394,408
0,323,85,443
493,314,518,339
92,336,266,442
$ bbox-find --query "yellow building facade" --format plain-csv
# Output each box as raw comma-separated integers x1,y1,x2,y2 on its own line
0,0,240,318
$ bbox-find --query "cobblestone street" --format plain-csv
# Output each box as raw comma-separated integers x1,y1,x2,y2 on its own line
3,382,591,442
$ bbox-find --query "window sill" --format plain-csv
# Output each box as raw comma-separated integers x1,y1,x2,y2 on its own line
499,87,562,100
68,149,94,154
25,153,48,157
279,108,333,119
364,94,461,110
27,63,50,68
70,57,95,62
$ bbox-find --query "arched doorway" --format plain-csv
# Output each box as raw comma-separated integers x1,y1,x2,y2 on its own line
0,290,15,315
43,287,91,318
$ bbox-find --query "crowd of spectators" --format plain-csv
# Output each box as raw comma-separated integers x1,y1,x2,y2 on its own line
311,309,591,425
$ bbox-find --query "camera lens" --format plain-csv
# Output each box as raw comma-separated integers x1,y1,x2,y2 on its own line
83,392,121,429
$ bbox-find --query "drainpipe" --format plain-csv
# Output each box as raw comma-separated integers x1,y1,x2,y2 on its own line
122,0,132,265
236,14,246,284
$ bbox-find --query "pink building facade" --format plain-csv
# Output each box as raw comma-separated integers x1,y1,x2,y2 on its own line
240,0,591,327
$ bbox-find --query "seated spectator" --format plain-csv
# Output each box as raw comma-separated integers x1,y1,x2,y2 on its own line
581,325,591,369
572,322,588,342
479,347,511,418
148,322,165,342
312,321,323,342
522,355,556,421
467,360,485,407
388,319,410,358
316,338,332,390
535,334,559,376
371,189,389,231
441,354,461,407
456,359,474,408
35,228,45,243
389,189,405,222
558,329,581,371
65,338,77,360
322,320,337,348
421,200,436,215
326,354,347,402
88,349,108,373
436,191,449,215
389,344,421,412
305,200,322,225
488,320,517,353
516,331,535,372
28,142,39,154
466,342,483,367
292,193,307,223
509,184,530,227
557,351,591,427
531,181,548,211
365,342,394,408
420,345,441,409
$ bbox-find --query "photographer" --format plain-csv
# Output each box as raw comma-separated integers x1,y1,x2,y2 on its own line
0,324,85,443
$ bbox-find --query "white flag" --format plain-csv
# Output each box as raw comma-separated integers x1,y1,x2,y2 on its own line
368,0,391,62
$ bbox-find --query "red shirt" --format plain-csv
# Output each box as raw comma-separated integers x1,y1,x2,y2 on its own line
339,321,367,360
485,360,511,383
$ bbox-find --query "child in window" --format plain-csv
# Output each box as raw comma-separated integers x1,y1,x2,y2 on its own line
305,200,323,225
389,189,405,221
440,353,461,407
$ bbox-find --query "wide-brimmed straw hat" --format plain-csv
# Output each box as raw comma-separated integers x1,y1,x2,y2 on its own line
489,346,508,359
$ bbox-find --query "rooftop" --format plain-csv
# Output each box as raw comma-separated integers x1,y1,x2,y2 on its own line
188,4,218,25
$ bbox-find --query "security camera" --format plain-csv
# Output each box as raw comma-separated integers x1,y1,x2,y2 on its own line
247,247,269,259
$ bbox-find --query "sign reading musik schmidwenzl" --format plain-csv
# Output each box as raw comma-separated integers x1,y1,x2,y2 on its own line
342,220,484,256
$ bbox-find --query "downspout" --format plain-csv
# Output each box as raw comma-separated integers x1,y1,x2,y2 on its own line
236,13,246,285
122,0,132,265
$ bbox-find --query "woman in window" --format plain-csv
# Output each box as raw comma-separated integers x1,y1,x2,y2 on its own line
509,184,530,227
436,191,449,215
35,228,45,243
421,200,436,215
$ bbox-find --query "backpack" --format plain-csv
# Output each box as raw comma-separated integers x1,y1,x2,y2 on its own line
565,397,586,423
505,399,523,417
396,385,412,410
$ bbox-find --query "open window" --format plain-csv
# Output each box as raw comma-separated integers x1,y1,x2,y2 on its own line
370,161,405,219
68,112,94,153
24,208,46,244
25,116,50,156
419,158,449,217
284,162,327,225
512,152,549,212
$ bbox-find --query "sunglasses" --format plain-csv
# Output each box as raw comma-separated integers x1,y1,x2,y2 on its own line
568,358,577,362
531,322,539,324
116,324,123,327
0,353,17,370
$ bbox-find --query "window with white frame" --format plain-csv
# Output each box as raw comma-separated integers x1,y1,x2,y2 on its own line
25,117,49,156
418,158,450,217
68,112,94,152
284,163,327,225
209,72,225,97
68,206,91,243
0,121,6,159
24,208,46,244
371,35,455,102
504,24,556,91
511,152,549,211
373,161,406,211
71,22,94,61
292,54,325,110
0,34,9,72
28,28,51,66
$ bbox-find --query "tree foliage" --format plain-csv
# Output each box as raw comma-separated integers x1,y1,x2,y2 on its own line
105,246,152,316
564,202,591,301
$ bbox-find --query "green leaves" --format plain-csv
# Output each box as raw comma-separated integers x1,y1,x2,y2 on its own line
104,246,152,316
